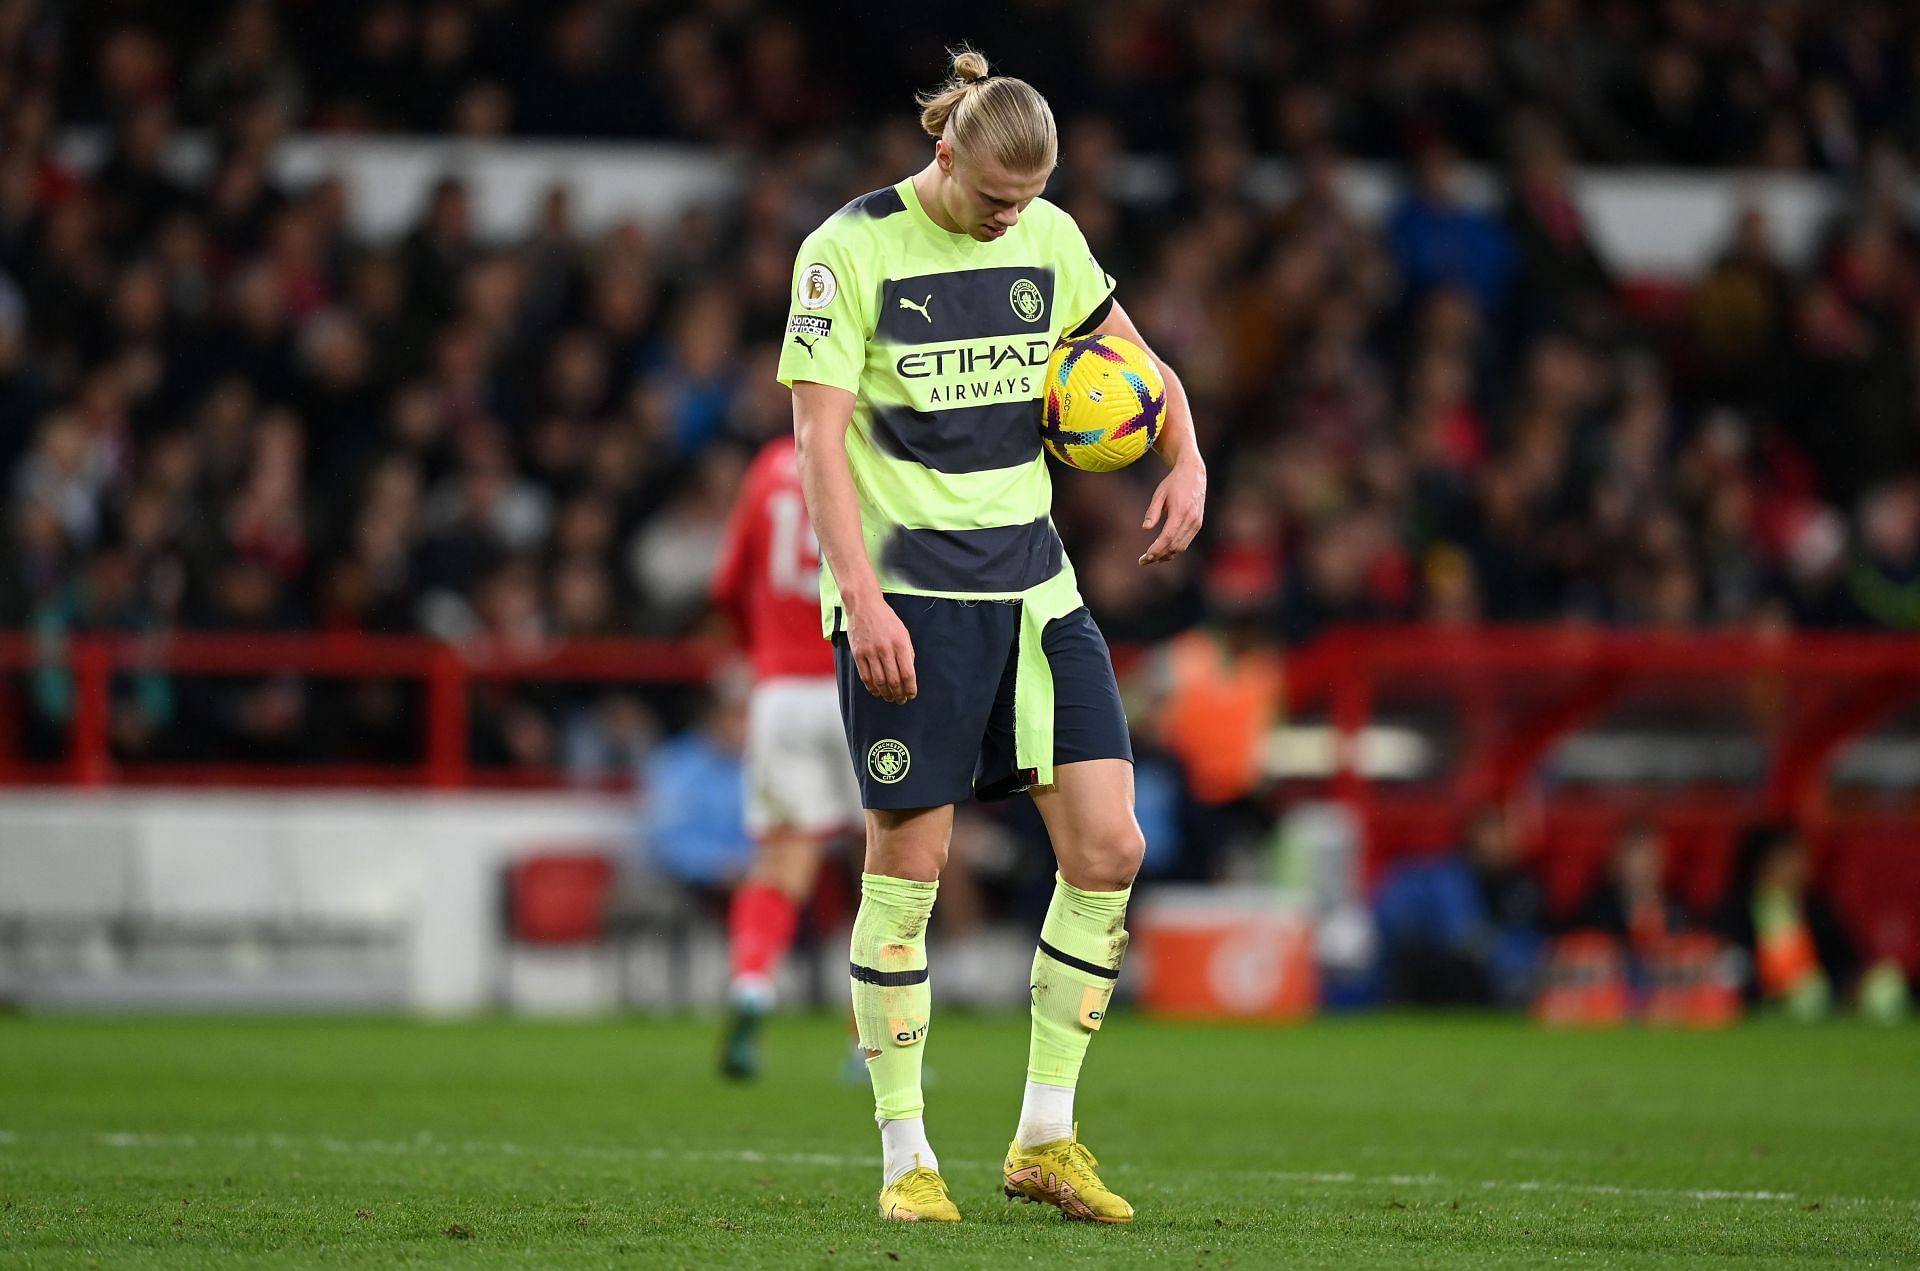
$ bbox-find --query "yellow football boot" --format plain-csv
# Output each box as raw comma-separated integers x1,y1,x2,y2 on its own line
1002,1124,1134,1223
877,1158,961,1223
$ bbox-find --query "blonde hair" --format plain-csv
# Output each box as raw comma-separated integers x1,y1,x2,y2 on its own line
916,47,1057,173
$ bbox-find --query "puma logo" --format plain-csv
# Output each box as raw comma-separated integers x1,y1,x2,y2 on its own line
791,334,817,357
898,294,933,323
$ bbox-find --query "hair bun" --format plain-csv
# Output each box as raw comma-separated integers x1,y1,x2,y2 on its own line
952,49,990,82
915,46,1053,167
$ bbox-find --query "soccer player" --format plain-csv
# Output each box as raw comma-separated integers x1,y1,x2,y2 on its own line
710,433,864,1079
776,49,1206,1223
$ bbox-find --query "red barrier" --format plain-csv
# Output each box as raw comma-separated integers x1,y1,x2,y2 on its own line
1,625,1915,968
1289,627,1920,975
0,631,729,789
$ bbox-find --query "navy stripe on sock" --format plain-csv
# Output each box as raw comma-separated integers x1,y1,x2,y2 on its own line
1037,937,1121,980
849,961,930,987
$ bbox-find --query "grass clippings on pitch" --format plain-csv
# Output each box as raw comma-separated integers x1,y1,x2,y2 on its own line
2,1012,1916,1267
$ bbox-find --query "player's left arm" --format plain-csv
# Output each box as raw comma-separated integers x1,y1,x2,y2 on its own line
1085,300,1207,565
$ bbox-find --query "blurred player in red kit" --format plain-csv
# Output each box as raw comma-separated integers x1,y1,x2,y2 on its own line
710,435,864,1078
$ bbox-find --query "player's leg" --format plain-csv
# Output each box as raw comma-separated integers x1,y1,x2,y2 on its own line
720,827,822,1079
722,679,839,1078
854,803,951,1218
729,829,821,1005
1025,757,1142,1115
1001,757,1142,1221
996,608,1141,1221
836,595,1015,1221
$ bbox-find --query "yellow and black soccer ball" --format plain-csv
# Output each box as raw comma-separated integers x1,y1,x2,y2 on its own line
1040,333,1166,472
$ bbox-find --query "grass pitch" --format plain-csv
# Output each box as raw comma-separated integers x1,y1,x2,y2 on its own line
1,1012,1916,1267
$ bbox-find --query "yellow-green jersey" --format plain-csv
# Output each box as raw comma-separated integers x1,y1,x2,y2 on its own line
776,178,1116,630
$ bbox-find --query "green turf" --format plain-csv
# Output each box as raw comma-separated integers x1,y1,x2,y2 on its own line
1,1013,1916,1267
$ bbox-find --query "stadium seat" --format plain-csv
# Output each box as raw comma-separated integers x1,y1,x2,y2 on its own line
497,849,617,1012
504,853,614,945
500,848,719,1011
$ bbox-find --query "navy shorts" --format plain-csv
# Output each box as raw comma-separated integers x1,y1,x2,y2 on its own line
833,596,1133,810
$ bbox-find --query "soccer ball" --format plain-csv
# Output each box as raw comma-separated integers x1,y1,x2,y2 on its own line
1040,333,1166,472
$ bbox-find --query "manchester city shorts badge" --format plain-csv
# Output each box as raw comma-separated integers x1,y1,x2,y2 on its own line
867,738,911,784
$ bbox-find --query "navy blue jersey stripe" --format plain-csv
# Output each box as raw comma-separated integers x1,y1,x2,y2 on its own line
871,399,1043,475
878,267,1056,345
880,518,1063,594
836,186,907,220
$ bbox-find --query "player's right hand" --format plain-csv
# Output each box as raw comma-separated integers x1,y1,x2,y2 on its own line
846,599,917,704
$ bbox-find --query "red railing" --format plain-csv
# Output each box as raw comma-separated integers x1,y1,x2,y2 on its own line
1278,627,1920,973
1279,626,1920,824
0,630,726,789
3,625,1916,967
5,626,1919,804
5,622,1912,973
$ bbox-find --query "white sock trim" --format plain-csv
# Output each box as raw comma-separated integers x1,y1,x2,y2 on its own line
879,1117,937,1185
1015,1079,1075,1149
728,974,774,1011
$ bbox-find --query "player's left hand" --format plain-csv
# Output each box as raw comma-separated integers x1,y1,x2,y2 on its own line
1139,457,1206,565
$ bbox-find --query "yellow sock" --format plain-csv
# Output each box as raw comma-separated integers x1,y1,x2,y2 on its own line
1026,873,1130,1091
849,872,938,1121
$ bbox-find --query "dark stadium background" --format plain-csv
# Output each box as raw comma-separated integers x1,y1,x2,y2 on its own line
3,4,1919,1266
1,0,1917,1018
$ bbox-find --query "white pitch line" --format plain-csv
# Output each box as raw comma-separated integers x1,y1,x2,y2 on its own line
1230,1167,1800,1204
2,1129,1912,1211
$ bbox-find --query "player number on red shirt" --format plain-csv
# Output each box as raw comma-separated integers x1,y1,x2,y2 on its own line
766,489,821,600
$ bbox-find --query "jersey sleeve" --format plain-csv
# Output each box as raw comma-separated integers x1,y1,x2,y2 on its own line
775,226,869,394
1050,207,1117,337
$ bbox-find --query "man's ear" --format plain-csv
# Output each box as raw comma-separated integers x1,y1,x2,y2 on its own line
934,139,954,175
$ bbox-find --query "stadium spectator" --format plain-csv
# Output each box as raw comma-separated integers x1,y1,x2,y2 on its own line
1386,142,1516,319
636,681,752,890
1715,823,1858,1018
1843,479,1920,632
1688,207,1795,410
1504,125,1617,342
26,545,173,760
1147,533,1286,878
1373,804,1549,1006
179,555,308,760
1569,820,1691,954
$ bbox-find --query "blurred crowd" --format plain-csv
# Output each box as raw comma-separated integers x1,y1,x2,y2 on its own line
1371,809,1910,1020
2,0,1920,773
39,0,1920,172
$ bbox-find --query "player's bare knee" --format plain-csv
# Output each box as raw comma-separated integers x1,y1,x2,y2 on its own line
865,843,946,882
865,807,951,882
1103,825,1146,889
1067,824,1145,892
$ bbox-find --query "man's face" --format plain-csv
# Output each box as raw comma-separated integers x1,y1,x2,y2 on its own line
1466,810,1513,870
940,143,1049,241
1616,832,1661,893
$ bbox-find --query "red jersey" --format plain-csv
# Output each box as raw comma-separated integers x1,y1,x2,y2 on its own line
711,437,835,680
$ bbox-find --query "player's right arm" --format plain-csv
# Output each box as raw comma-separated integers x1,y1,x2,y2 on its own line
709,448,764,640
777,228,915,706
792,383,916,705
